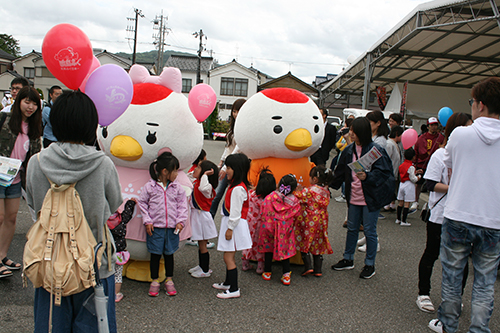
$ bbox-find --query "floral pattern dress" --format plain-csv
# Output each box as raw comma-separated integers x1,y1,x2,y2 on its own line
257,190,301,261
242,190,265,262
294,185,333,255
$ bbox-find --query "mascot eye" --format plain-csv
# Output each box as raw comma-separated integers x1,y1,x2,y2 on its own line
273,125,283,134
146,131,157,144
102,127,108,139
314,125,320,133
313,116,319,120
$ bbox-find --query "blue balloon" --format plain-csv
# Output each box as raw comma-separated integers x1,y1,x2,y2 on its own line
438,107,453,127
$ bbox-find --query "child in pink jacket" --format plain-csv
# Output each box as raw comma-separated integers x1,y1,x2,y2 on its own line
138,152,188,297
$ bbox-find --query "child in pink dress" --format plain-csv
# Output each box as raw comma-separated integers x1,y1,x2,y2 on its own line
241,169,276,274
258,174,301,285
295,165,334,277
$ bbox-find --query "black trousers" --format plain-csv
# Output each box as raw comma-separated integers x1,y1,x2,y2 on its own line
150,253,174,280
418,221,468,295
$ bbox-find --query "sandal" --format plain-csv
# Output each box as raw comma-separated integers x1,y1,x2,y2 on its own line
0,263,13,278
115,292,124,303
2,257,21,270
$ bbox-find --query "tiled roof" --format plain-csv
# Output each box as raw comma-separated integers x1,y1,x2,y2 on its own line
165,55,213,72
0,49,16,61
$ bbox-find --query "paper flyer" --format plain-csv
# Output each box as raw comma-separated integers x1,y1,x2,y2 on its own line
348,146,382,173
0,157,22,187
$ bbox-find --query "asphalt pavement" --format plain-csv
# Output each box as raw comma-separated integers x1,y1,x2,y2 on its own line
1,138,499,332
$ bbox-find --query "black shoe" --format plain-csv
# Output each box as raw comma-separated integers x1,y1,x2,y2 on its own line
359,265,376,279
331,259,354,271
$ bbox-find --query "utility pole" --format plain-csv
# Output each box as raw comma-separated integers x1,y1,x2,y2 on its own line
126,8,144,65
153,11,169,74
193,29,206,84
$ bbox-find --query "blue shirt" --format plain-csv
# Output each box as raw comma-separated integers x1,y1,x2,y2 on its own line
42,105,57,142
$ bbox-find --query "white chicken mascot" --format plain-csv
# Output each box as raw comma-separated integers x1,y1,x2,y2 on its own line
98,64,206,281
234,87,324,187
234,88,324,265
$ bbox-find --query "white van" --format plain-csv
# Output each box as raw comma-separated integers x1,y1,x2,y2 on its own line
342,108,393,122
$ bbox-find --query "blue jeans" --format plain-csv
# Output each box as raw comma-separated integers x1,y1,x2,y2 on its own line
34,275,117,333
209,175,228,218
438,218,500,333
344,204,379,266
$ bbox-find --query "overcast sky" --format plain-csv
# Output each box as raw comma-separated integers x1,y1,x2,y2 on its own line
2,0,431,84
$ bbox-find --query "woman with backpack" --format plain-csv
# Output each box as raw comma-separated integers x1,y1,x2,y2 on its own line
25,91,123,332
0,86,42,279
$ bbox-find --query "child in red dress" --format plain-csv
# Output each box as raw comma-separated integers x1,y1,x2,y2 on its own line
241,168,276,274
258,174,301,285
295,165,334,277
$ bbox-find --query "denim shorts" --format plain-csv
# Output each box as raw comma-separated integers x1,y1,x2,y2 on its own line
0,182,22,199
146,227,179,255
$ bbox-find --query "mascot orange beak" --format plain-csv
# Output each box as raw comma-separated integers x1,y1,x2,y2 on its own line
110,135,143,161
284,128,312,151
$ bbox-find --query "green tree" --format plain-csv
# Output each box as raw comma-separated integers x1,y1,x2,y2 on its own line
0,34,21,57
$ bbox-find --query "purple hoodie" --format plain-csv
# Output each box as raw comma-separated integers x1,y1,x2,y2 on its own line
138,179,188,228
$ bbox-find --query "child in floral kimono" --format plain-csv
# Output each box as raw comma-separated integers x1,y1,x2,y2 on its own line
258,174,301,285
295,165,334,277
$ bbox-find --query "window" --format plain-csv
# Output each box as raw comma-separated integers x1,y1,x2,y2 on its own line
234,79,248,97
41,67,55,77
24,68,35,79
221,77,248,97
182,78,192,93
221,78,234,95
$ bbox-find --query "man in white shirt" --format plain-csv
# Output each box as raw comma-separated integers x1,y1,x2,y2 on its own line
429,77,500,333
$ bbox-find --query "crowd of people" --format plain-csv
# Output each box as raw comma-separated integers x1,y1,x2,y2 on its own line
0,75,499,333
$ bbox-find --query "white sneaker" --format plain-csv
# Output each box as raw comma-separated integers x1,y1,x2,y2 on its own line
428,319,443,333
191,270,212,278
416,295,435,313
188,265,202,274
185,239,198,246
335,195,346,203
357,237,366,246
216,289,240,299
400,222,411,226
357,242,381,252
189,265,213,274
212,283,230,290
207,241,215,249
395,219,401,224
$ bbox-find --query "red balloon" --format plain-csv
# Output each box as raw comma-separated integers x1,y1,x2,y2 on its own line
42,24,93,90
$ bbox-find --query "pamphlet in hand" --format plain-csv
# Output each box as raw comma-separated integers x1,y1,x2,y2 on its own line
0,156,22,187
348,146,382,173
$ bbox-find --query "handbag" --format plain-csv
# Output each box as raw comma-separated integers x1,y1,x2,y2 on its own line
420,194,446,222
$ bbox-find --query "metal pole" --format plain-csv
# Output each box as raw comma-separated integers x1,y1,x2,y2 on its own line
362,53,372,109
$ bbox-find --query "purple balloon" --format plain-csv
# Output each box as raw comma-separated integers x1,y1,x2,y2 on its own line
85,64,133,126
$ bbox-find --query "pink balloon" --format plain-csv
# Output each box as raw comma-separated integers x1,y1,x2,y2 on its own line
42,24,93,90
79,56,101,93
85,64,133,126
188,84,216,122
401,129,418,150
